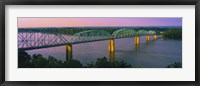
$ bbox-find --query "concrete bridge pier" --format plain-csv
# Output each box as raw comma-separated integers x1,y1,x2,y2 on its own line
153,35,157,40
146,35,150,43
108,39,115,52
135,35,140,45
108,38,115,63
135,36,140,49
66,44,72,61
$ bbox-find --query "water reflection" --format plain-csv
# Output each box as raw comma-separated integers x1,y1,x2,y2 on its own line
109,51,115,63
135,44,140,49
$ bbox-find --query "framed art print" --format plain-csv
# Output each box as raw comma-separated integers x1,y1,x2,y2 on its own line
0,0,199,86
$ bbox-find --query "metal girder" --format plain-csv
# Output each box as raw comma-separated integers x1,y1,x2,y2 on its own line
71,30,111,43
18,32,69,49
112,28,136,38
148,30,156,35
136,30,148,36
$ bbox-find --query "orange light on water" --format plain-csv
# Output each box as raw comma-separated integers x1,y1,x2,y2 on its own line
109,51,115,63
135,44,140,49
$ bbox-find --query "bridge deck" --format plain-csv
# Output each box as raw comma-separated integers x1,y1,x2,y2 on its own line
18,36,138,51
18,35,158,51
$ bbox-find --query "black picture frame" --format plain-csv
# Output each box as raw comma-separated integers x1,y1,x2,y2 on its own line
0,0,199,86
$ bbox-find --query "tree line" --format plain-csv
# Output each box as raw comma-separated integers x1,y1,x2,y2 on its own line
18,51,131,68
162,29,182,40
18,51,181,68
18,26,181,35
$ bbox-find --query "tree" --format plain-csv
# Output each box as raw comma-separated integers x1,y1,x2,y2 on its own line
166,62,182,68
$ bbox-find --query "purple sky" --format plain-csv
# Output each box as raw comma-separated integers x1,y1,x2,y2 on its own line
18,18,182,28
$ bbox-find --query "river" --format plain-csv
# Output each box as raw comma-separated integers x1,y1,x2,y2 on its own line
25,34,182,68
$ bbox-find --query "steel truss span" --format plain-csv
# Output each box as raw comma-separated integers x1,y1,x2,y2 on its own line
18,29,156,50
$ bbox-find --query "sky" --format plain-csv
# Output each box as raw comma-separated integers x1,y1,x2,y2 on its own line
18,18,182,28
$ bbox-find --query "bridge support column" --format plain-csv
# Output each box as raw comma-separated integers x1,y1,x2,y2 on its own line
108,39,115,63
153,35,157,40
108,39,115,52
66,44,72,61
135,36,140,45
146,35,150,43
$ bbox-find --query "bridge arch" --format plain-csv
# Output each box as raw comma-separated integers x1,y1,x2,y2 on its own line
136,30,148,36
71,30,111,43
147,30,156,35
112,28,136,38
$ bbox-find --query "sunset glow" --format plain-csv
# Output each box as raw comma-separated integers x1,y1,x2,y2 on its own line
18,18,182,28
